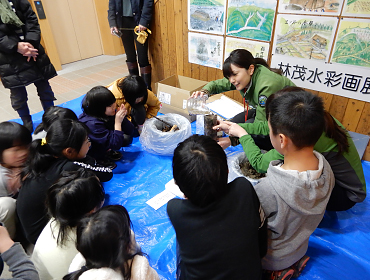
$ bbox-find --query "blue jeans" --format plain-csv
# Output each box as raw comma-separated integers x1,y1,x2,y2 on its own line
10,79,56,118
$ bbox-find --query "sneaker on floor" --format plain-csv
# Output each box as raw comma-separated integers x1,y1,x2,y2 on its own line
291,255,310,278
106,149,123,161
97,159,117,170
265,268,295,280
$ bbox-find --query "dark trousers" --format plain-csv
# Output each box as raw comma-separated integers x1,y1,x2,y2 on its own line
230,110,274,151
326,185,356,211
10,79,55,118
121,17,149,67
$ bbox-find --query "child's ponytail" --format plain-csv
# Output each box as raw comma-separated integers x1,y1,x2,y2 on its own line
324,111,349,154
24,119,88,178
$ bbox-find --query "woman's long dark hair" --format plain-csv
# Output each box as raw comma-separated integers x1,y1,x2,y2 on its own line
222,49,282,78
46,169,105,246
23,119,89,178
266,86,349,154
63,205,143,280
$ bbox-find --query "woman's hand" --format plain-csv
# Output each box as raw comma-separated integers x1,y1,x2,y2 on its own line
213,120,234,134
214,120,248,138
217,137,231,150
228,123,248,138
138,24,147,32
190,90,204,99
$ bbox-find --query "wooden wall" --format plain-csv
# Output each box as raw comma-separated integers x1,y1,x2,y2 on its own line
149,0,370,161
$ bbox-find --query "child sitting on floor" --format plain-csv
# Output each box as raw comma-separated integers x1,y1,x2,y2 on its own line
17,119,112,245
32,169,105,280
167,134,267,279
64,205,159,280
251,90,335,280
0,122,31,239
107,75,160,131
79,86,135,168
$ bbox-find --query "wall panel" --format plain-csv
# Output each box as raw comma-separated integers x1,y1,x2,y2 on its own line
149,0,370,160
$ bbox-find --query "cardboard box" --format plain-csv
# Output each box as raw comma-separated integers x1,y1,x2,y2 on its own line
156,75,208,122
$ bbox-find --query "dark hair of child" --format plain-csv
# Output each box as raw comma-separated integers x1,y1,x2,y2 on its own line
266,87,349,153
172,134,228,207
0,121,32,163
63,205,143,280
46,168,105,246
24,119,89,178
117,75,148,107
81,86,117,121
222,49,281,79
266,87,325,148
34,106,78,134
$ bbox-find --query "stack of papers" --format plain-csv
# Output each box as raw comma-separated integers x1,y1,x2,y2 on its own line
206,95,245,119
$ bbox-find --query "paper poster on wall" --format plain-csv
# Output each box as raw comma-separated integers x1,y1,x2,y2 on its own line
278,0,344,15
188,32,224,69
226,0,277,42
272,14,338,62
331,18,370,68
343,0,370,17
225,37,270,61
188,0,226,35
271,54,370,102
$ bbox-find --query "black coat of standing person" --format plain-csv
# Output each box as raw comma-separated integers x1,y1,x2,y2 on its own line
0,0,56,132
108,0,153,90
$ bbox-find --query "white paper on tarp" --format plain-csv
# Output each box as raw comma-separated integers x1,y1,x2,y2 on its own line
146,189,176,210
207,95,244,119
165,178,185,198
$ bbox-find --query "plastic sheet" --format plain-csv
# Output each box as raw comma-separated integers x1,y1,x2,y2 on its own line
227,151,261,186
139,113,192,156
12,96,370,279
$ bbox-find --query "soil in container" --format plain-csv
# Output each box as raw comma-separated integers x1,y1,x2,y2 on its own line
239,160,266,179
204,114,217,140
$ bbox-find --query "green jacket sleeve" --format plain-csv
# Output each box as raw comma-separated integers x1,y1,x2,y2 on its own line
239,134,283,173
239,121,269,136
203,77,236,95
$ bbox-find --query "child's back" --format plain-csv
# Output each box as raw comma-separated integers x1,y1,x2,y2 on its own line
167,135,265,279
254,89,335,277
255,151,333,270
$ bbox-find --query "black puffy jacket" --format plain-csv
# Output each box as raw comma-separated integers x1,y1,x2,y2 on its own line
0,0,56,89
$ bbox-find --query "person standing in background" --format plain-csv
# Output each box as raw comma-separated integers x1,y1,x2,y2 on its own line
0,0,57,132
108,0,153,90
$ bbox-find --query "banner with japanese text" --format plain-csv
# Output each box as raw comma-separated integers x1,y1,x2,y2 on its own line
271,54,370,102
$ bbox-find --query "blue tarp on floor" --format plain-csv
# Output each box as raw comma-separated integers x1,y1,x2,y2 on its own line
11,96,370,279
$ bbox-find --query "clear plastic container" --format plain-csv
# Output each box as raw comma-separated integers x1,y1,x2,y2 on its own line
186,96,210,115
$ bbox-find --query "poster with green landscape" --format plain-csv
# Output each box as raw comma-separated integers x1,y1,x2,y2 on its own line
331,18,370,68
226,0,277,41
189,0,226,35
273,14,337,62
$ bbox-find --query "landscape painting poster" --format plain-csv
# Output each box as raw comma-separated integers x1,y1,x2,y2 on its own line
188,32,224,69
278,0,344,16
225,37,270,60
331,18,370,68
272,14,338,62
188,0,227,35
342,0,370,17
226,0,277,42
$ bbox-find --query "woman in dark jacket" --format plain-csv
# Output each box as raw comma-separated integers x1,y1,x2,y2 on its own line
0,0,57,131
108,0,153,90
